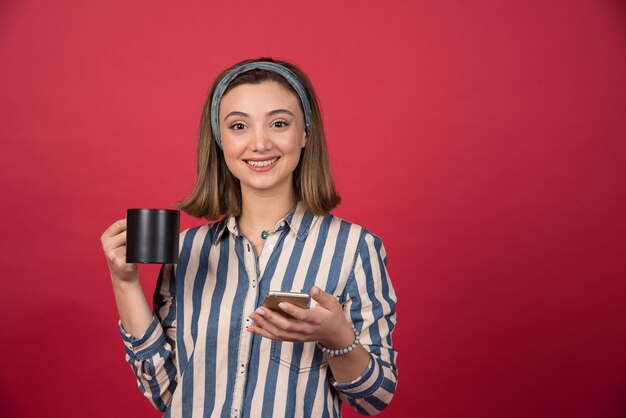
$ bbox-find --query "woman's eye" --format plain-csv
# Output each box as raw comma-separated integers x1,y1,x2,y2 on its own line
273,121,289,128
230,123,246,130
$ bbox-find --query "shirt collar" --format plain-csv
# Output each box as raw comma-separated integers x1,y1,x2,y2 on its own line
212,201,316,245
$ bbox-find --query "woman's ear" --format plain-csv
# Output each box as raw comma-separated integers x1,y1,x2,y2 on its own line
301,130,307,148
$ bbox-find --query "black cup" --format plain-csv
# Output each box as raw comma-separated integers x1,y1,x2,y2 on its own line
126,209,180,264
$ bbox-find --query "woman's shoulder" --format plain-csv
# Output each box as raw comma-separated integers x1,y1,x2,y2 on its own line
179,218,228,246
321,212,385,249
320,212,389,273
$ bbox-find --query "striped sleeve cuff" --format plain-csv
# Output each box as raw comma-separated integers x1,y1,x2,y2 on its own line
118,314,165,360
330,356,383,398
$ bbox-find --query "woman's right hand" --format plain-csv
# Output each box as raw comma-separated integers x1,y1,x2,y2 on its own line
101,219,138,282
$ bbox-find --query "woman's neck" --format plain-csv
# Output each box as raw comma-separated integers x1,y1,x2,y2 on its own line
238,186,297,234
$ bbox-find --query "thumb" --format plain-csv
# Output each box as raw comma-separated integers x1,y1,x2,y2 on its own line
310,286,336,308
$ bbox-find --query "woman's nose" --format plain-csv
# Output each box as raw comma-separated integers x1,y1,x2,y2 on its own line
250,126,272,151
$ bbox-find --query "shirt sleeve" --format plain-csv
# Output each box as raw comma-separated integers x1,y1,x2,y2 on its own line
118,263,178,412
331,231,398,416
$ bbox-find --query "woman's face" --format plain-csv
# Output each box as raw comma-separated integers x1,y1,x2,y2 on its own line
219,80,307,197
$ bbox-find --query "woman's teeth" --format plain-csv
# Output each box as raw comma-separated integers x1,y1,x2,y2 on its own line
246,158,278,167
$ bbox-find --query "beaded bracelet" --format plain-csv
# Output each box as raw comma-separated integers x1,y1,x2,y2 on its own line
316,326,360,357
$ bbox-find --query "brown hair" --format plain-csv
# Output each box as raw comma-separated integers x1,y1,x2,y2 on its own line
176,57,340,220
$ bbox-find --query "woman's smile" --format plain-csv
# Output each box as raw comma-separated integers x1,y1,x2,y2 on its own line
244,156,280,171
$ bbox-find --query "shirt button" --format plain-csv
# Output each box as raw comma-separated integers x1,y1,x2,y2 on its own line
239,366,245,374
268,244,274,250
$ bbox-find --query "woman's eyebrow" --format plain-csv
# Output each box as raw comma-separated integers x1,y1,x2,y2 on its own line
224,111,248,121
267,109,295,117
224,109,295,121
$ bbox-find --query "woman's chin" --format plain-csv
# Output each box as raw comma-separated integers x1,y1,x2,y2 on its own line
240,175,293,195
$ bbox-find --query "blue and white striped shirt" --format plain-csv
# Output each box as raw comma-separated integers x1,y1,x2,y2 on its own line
119,202,398,417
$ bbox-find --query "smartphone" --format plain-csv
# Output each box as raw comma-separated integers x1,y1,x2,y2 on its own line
262,290,310,319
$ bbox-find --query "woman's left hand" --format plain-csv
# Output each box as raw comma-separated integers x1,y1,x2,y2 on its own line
248,286,356,349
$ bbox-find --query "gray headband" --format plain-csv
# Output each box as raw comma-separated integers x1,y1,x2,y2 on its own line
210,61,312,148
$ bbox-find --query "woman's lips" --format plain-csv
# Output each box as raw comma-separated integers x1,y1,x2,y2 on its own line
244,157,280,172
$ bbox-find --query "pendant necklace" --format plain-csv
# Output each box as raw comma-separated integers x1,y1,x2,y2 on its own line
240,220,276,240
239,218,274,240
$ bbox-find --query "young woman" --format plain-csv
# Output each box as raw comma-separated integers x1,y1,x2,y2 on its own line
101,58,397,417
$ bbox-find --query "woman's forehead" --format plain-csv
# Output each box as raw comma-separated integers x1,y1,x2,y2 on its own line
219,80,301,115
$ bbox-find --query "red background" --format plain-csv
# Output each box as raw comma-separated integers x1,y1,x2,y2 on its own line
1,1,625,417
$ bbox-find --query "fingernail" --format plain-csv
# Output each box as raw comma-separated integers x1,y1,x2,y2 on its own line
256,308,265,316
312,286,320,296
279,302,288,310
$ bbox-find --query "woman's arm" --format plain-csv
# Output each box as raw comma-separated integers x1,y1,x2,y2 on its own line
101,219,179,411
101,219,153,335
328,231,398,415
